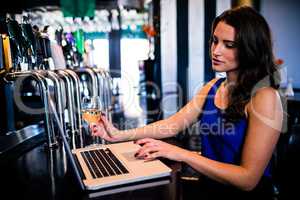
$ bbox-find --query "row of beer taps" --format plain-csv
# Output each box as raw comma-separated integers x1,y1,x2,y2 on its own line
3,67,113,149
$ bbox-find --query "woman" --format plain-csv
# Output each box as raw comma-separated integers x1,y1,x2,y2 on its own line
91,6,283,198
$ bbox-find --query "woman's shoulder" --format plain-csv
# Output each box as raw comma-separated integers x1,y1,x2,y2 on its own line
251,87,280,102
203,77,223,90
197,78,222,96
245,87,282,118
191,78,223,104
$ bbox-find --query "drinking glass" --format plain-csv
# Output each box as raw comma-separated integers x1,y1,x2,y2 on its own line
81,96,103,146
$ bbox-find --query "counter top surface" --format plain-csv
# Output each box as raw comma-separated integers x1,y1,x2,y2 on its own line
0,139,182,200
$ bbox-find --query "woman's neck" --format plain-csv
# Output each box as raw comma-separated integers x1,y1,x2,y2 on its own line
225,71,238,87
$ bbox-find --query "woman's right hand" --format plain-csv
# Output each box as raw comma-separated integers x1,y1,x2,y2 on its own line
90,115,120,142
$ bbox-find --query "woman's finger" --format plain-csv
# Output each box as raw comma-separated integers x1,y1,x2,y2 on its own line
135,143,156,155
135,146,160,158
91,123,106,137
143,142,158,149
135,138,156,146
100,115,112,127
100,114,108,122
90,123,98,133
100,115,118,132
144,152,161,161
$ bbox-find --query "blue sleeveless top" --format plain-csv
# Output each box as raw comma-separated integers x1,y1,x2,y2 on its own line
199,78,271,177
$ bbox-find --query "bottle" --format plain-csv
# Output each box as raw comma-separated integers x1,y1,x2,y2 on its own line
2,35,13,72
285,78,294,97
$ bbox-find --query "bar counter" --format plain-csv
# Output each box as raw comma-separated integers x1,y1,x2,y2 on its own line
0,136,183,200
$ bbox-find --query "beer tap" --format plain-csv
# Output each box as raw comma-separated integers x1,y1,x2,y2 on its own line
4,71,58,148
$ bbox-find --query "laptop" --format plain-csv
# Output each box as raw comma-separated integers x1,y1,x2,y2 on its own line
49,99,172,193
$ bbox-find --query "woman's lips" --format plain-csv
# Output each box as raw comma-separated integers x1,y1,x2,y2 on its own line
212,58,224,65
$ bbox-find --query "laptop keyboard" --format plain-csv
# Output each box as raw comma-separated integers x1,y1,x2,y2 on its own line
81,148,129,179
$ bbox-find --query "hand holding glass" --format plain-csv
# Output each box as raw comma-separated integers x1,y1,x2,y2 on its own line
81,96,103,146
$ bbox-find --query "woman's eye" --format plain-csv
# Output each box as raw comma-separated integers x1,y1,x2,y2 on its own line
225,42,236,48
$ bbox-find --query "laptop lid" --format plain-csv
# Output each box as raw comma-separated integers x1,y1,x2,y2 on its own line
49,98,85,190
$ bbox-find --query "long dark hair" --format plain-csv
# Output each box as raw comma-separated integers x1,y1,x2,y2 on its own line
210,6,280,122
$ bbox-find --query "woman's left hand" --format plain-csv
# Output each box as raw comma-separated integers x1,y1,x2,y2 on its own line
134,138,190,162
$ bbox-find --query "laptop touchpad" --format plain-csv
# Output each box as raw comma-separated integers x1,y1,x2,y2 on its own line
121,151,138,162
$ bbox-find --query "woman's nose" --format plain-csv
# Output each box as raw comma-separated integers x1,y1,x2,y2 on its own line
212,43,223,56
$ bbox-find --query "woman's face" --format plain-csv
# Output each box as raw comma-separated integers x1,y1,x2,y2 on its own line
211,21,239,73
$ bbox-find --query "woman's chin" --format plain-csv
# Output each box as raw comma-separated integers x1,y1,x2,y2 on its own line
212,65,224,72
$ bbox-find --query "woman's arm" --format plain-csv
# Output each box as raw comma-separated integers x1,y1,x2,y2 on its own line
181,87,283,191
136,87,283,191
94,78,220,142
